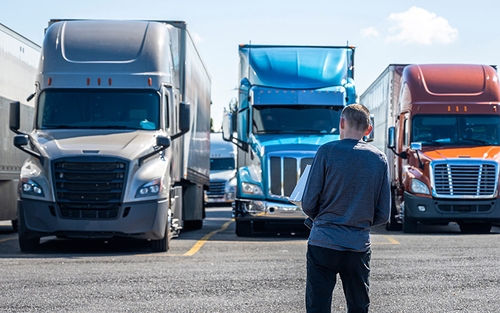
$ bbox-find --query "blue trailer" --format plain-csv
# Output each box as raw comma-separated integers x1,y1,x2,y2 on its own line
222,44,356,236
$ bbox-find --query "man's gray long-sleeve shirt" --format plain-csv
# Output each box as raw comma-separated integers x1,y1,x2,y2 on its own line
302,138,391,252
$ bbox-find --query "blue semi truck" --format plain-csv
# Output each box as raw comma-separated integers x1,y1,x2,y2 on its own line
222,44,357,236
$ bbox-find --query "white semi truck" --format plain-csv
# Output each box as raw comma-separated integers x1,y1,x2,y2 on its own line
9,19,211,252
205,132,237,206
0,23,40,230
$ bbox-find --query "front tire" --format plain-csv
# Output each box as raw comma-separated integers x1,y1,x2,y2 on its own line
18,209,40,252
19,235,40,252
18,227,40,252
403,212,418,234
459,222,492,234
151,221,171,252
235,220,252,237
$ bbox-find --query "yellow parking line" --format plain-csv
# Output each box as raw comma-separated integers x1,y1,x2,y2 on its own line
0,237,16,243
183,220,233,256
378,235,400,245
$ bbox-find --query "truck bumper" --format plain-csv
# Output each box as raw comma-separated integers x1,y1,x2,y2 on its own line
234,199,307,220
18,198,169,240
204,192,235,205
404,192,500,223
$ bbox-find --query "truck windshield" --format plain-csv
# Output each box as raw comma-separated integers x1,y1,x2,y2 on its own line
412,115,500,146
37,89,160,130
252,105,342,134
210,158,235,171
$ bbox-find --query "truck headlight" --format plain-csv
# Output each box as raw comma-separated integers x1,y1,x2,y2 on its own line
21,178,44,197
241,182,263,195
136,178,162,198
410,179,430,195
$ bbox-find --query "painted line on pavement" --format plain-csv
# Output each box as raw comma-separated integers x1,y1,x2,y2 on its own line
0,237,16,243
183,219,234,256
377,235,400,245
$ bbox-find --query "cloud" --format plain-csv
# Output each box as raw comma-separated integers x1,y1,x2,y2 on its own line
360,26,380,38
190,32,203,43
385,6,458,45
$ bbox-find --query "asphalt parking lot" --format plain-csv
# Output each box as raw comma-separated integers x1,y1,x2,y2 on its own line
1,207,499,312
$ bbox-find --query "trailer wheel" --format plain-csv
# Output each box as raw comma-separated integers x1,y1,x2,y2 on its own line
11,219,18,232
183,220,203,231
151,221,171,252
181,187,204,231
235,220,252,237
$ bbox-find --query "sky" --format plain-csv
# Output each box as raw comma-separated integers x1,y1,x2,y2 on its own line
2,0,500,130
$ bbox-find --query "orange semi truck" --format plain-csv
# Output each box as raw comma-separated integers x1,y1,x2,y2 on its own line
361,64,500,233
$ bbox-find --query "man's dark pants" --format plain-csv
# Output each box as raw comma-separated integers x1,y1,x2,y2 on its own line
306,244,371,313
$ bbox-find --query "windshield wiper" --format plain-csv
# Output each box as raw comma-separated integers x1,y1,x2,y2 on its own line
87,126,130,129
42,125,84,129
418,140,445,146
296,129,323,133
257,130,287,134
459,138,491,145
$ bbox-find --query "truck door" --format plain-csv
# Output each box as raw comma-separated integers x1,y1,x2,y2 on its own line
395,112,410,189
164,85,181,182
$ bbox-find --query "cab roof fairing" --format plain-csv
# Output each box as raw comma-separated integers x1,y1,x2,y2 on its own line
238,45,355,90
38,20,178,90
402,64,500,105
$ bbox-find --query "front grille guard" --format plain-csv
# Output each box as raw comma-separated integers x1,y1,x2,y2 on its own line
207,180,226,197
267,152,315,201
430,159,498,199
51,157,128,218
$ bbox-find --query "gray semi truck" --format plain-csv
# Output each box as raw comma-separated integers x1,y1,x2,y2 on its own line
0,23,40,230
9,19,211,252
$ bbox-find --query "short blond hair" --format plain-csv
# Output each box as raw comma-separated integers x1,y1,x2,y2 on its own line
341,104,370,132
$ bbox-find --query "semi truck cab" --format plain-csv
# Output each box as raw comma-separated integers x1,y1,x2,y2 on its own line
223,45,357,236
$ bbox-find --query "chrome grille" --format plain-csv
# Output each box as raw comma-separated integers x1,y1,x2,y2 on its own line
207,180,226,197
268,153,314,199
52,158,127,219
432,161,497,198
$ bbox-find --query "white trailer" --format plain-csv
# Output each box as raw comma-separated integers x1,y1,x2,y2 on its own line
0,23,40,229
360,64,407,230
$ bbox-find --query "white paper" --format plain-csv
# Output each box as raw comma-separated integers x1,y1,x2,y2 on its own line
288,165,311,208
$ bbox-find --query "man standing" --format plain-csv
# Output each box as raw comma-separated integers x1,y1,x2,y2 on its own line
302,104,391,313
